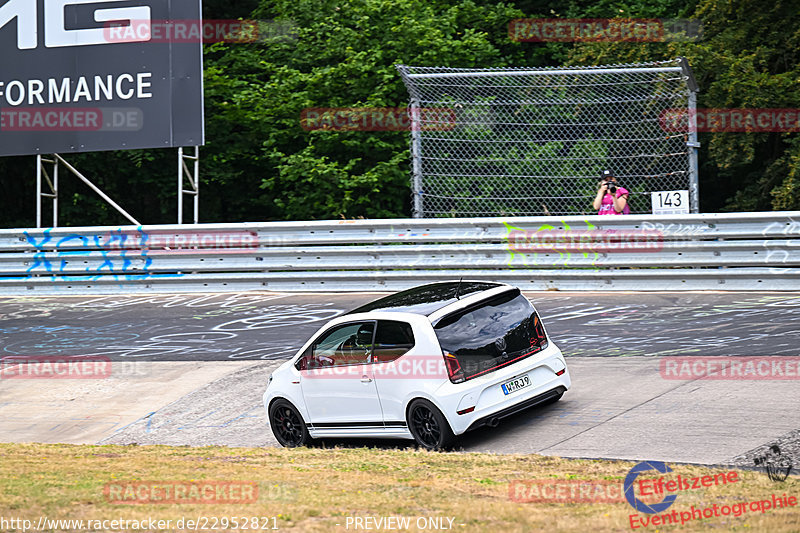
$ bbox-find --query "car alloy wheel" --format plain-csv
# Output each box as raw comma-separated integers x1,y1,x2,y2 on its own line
269,399,312,447
408,399,455,451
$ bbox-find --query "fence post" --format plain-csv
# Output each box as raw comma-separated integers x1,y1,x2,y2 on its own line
680,56,701,214
688,89,700,213
410,99,423,218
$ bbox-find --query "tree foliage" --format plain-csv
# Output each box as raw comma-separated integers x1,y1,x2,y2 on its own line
565,0,800,211
207,0,526,220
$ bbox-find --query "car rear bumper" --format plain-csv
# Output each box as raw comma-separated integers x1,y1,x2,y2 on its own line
436,344,570,435
465,385,566,432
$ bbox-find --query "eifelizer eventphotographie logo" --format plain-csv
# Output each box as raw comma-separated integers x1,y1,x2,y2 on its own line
624,461,797,529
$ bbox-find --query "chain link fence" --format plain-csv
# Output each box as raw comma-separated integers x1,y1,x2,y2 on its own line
397,59,699,218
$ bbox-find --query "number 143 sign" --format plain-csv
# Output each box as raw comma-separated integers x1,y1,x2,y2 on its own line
651,190,690,215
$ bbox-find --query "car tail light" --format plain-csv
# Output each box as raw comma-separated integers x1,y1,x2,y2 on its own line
457,406,475,415
556,368,565,376
443,351,465,383
530,315,548,347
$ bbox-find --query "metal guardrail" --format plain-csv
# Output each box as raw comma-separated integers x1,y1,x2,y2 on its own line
1,212,798,294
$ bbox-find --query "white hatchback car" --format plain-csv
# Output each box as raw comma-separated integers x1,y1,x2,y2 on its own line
263,281,570,450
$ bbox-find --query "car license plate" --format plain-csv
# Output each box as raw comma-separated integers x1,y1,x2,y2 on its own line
501,374,531,395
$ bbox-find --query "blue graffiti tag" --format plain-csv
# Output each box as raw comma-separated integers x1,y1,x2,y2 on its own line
22,226,161,281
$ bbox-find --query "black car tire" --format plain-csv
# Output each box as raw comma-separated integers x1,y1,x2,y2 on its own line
407,399,456,451
269,399,313,447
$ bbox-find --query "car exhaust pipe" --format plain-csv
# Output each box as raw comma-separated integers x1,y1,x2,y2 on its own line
486,417,500,428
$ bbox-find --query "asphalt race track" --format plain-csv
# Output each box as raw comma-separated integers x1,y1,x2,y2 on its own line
1,291,799,468
2,291,799,361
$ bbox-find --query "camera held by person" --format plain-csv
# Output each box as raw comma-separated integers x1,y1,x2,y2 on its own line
593,169,630,215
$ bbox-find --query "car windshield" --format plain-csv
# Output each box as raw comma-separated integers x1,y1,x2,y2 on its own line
434,290,547,380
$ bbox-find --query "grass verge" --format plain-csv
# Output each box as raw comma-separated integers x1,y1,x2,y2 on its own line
0,443,798,532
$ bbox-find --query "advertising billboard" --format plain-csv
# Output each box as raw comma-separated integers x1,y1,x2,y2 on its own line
0,0,204,156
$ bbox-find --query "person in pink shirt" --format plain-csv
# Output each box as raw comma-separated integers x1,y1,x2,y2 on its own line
592,169,630,215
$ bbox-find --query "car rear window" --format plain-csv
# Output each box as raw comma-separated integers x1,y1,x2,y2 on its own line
373,320,415,363
433,290,548,381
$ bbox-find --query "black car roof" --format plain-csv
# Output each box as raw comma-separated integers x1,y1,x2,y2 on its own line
346,281,503,316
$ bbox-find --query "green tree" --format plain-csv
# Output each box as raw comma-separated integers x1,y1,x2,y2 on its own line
202,0,526,220
564,0,800,212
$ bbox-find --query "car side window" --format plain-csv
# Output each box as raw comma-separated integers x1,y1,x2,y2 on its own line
372,320,415,363
310,322,375,367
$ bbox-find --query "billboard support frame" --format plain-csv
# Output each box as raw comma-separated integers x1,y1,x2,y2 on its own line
178,146,200,224
34,147,201,228
35,154,142,228
36,155,59,228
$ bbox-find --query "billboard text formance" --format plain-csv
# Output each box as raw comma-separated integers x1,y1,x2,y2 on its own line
0,0,204,156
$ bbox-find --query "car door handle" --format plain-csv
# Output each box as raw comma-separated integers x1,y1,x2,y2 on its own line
361,375,373,383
